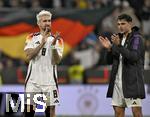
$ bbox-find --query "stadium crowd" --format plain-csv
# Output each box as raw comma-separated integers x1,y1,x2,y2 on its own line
0,0,149,85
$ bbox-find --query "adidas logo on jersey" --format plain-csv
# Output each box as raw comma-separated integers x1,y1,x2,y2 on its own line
54,99,59,103
35,41,40,44
132,101,137,105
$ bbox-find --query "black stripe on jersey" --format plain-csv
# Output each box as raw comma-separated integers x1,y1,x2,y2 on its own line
33,32,40,36
51,35,55,38
53,65,58,89
25,64,32,88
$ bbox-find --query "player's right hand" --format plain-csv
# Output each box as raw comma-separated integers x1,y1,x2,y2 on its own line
42,27,50,44
98,36,112,51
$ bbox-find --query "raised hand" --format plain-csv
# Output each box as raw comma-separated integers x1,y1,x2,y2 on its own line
99,36,112,50
41,27,50,44
51,32,60,45
111,34,120,45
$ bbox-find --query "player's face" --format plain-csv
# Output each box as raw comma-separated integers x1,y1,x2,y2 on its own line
38,15,51,32
117,19,132,34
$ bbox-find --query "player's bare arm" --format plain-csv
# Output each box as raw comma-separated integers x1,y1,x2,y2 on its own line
25,29,49,61
51,49,62,64
24,43,44,61
51,32,63,65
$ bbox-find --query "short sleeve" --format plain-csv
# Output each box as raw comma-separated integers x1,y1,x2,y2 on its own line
55,38,64,57
24,33,34,51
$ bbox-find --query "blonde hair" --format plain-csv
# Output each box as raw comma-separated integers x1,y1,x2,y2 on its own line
36,10,52,22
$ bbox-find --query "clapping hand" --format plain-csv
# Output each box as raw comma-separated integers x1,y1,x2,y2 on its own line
42,27,50,44
111,34,120,46
51,32,60,45
98,36,112,50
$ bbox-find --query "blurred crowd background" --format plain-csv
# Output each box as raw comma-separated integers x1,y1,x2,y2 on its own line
0,0,149,87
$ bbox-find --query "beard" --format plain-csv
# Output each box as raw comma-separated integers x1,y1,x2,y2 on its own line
43,26,51,32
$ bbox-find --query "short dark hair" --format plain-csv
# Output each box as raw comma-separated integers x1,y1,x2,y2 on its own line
117,14,132,22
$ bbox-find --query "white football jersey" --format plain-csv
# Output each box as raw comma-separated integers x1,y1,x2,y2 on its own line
24,33,64,86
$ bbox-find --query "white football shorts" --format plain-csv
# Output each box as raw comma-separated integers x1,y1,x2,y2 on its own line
25,82,59,106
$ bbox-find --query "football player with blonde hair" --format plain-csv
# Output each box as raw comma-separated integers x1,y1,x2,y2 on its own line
24,10,63,117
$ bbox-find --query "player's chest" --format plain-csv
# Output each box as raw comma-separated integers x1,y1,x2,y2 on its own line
34,36,54,48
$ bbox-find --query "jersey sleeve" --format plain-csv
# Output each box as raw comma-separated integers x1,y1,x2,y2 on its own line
55,38,64,57
24,33,34,51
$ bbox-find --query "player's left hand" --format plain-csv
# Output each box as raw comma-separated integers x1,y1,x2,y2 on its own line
111,34,120,46
51,32,60,45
